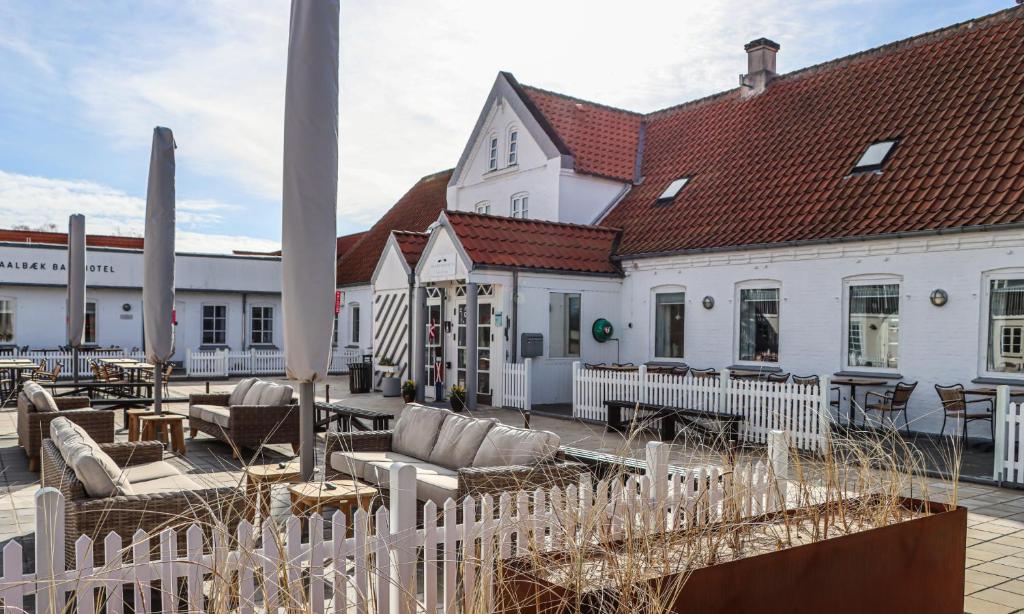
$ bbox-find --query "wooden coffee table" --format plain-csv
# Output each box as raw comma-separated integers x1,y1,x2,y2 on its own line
127,408,155,441
289,480,378,534
139,414,187,455
244,461,303,521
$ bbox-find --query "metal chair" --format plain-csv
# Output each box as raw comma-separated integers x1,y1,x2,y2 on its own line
864,381,917,435
690,368,718,379
934,384,993,443
766,372,791,383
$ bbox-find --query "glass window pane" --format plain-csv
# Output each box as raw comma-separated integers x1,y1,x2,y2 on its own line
738,288,779,362
989,279,1024,373
847,284,899,368
655,292,685,358
0,300,13,343
549,293,581,358
855,141,896,170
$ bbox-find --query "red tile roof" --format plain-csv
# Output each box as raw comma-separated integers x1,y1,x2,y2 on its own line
392,231,429,268
0,229,145,249
600,7,1024,256
445,211,620,275
336,169,452,286
518,81,642,183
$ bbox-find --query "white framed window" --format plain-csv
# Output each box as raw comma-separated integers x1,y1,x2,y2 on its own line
487,135,499,171
852,140,898,173
84,302,97,344
656,177,691,203
201,304,227,346
985,274,1024,374
511,193,529,219
549,292,581,358
844,279,900,370
351,303,361,344
0,298,14,343
654,290,685,359
250,305,274,345
332,314,340,347
736,282,780,363
475,201,491,215
507,128,518,165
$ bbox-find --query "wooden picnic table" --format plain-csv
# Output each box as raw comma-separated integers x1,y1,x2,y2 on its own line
50,380,154,399
965,387,1024,398
831,376,893,425
604,399,742,448
314,402,393,432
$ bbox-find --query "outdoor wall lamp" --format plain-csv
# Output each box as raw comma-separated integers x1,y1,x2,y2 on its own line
702,296,715,310
930,289,949,307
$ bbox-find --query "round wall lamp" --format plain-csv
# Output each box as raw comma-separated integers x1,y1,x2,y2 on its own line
122,303,132,312
929,289,949,307
702,296,715,310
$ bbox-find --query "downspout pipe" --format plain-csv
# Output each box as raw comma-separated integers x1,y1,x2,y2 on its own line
511,269,519,362
407,272,415,383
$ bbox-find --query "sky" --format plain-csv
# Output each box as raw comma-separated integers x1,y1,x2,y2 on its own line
0,0,1010,253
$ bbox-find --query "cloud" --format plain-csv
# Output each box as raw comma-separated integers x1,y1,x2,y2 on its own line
0,171,279,254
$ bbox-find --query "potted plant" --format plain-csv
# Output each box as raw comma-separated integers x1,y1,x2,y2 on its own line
449,384,467,412
402,379,416,402
378,357,400,397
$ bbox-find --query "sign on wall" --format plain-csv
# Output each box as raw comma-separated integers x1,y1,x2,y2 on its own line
425,254,457,280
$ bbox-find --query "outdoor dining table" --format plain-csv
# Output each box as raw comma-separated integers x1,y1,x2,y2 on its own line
831,376,892,425
118,362,156,397
965,387,1024,399
0,359,40,407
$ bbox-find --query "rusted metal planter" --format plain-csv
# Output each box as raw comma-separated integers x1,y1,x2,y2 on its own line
497,498,966,613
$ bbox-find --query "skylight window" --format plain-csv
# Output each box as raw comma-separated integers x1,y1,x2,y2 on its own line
656,177,691,203
852,140,898,173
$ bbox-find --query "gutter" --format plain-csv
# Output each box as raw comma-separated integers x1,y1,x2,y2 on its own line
511,269,519,362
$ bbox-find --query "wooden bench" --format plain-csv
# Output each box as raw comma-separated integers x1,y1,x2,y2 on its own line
560,446,717,485
314,402,394,432
604,399,743,445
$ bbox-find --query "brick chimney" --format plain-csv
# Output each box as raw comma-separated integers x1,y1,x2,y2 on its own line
739,38,780,97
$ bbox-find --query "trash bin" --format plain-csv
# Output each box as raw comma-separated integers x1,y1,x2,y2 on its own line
349,362,371,394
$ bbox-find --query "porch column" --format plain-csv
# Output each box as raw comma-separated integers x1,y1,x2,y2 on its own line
466,282,478,411
413,285,427,403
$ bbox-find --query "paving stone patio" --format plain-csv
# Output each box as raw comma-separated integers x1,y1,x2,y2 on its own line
1,375,1022,612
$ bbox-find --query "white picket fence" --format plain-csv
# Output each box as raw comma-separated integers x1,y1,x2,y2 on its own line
1,442,789,613
572,363,831,452
993,386,1023,485
497,358,532,411
4,350,147,380
186,348,360,378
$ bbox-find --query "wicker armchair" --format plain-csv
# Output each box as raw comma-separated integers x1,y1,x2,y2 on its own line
188,391,299,456
324,430,586,504
40,438,245,565
17,391,113,471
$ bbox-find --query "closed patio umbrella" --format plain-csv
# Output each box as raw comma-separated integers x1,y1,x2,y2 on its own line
66,214,86,383
281,0,340,480
143,126,176,415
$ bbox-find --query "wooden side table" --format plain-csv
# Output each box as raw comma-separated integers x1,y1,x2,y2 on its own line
127,408,155,441
289,480,377,535
244,461,302,522
140,414,187,455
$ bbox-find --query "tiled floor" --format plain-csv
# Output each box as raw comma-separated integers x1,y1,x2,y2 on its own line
2,376,1023,612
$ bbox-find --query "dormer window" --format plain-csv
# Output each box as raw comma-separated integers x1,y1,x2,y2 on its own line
852,140,898,173
488,135,499,171
656,177,691,203
508,130,518,165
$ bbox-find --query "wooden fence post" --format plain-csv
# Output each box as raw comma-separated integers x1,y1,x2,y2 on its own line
993,385,1009,483
572,361,581,418
818,375,832,454
645,441,670,530
719,368,731,414
638,363,649,404
767,430,789,509
35,487,66,613
390,463,417,614
524,357,533,413
186,348,192,377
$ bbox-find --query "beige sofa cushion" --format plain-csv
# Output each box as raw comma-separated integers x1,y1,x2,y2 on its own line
259,383,293,406
190,405,231,428
330,450,420,481
123,461,182,484
229,377,259,406
242,381,270,406
427,414,496,470
392,404,448,460
23,381,58,412
472,425,560,468
415,473,459,506
64,441,134,498
131,474,205,495
50,417,92,457
364,458,456,487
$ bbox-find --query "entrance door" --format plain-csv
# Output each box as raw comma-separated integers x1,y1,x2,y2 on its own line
455,299,493,405
425,302,443,400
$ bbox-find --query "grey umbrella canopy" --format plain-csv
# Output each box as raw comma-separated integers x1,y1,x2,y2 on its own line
143,127,177,414
66,214,86,382
282,0,340,480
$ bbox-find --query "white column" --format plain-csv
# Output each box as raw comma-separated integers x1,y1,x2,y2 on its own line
465,283,478,411
413,286,427,403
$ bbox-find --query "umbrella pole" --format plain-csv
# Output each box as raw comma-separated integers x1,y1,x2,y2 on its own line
300,381,315,480
153,361,163,415
72,347,79,385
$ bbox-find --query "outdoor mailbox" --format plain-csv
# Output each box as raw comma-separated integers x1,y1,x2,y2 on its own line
521,333,543,358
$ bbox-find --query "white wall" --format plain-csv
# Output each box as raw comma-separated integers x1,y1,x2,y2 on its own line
559,170,627,225
338,285,373,354
618,228,1024,435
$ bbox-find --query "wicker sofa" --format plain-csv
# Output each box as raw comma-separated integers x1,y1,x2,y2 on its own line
17,380,113,471
325,403,586,505
41,417,244,564
188,377,298,455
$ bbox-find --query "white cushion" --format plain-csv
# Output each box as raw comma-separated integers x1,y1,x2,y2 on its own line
229,378,259,406
259,383,293,406
365,459,456,486
391,404,448,460
426,414,496,470
65,441,134,498
191,405,231,428
330,450,419,480
50,417,93,458
472,425,560,468
122,461,182,484
242,381,270,406
24,381,58,412
130,474,205,495
415,473,459,506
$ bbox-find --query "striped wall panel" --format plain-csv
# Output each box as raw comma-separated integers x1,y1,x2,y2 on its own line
372,290,410,387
